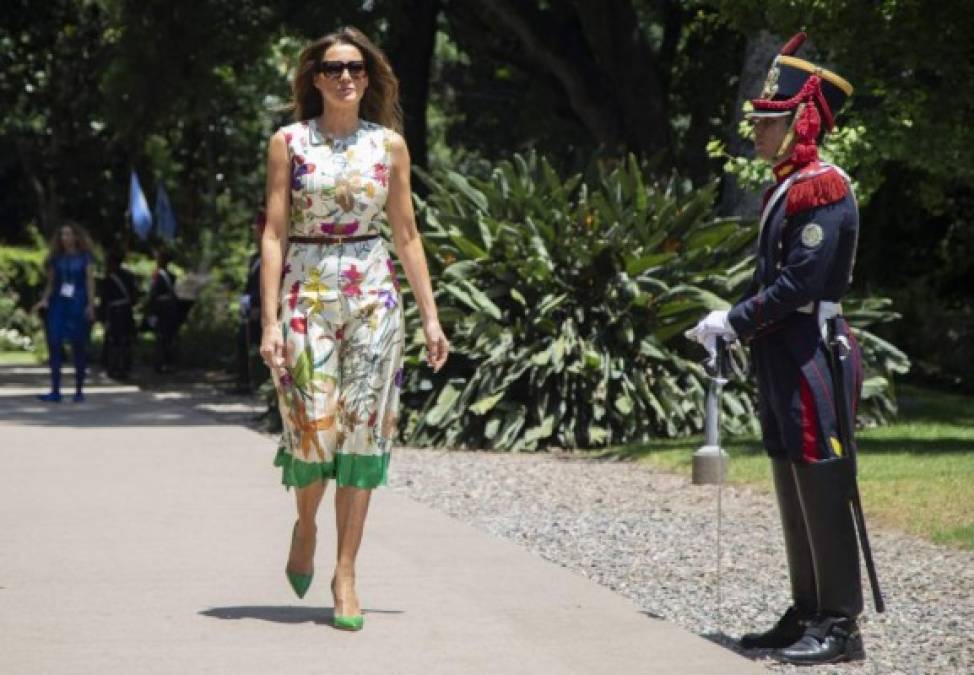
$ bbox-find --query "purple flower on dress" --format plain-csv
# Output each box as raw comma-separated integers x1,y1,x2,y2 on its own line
378,288,397,309
279,372,293,388
291,156,314,191
394,367,404,388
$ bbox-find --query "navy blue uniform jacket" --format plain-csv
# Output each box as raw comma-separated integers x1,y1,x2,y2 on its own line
727,163,864,462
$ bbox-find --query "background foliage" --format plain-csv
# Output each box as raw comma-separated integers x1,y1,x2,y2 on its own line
2,0,967,445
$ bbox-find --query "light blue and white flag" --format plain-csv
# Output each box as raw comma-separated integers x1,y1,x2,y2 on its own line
155,183,178,241
129,170,153,241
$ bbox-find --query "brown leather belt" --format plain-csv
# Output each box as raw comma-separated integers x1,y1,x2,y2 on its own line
289,234,379,244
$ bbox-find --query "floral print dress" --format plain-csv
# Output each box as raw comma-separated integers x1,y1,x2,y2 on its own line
272,118,405,489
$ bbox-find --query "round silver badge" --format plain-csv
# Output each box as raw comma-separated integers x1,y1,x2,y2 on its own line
801,223,824,248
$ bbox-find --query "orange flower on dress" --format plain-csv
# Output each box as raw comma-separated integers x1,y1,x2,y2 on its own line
381,412,398,438
336,178,359,212
287,395,335,461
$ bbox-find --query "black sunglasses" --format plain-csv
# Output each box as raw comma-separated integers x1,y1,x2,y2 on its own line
318,60,367,79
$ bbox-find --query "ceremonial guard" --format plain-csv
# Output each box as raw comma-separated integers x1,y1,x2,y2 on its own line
144,248,181,373
98,248,139,380
687,33,882,665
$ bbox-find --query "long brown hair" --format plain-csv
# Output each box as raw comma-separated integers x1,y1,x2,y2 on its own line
290,26,403,133
48,221,94,258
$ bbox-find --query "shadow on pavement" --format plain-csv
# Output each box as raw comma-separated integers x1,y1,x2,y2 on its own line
0,364,265,429
200,605,404,624
701,632,770,663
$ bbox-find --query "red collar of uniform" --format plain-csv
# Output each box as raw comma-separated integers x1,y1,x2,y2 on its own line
784,161,850,215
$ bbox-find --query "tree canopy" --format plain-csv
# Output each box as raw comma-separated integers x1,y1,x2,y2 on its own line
1,0,971,315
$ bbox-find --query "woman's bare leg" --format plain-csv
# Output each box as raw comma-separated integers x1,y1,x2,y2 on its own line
287,480,327,575
332,486,372,616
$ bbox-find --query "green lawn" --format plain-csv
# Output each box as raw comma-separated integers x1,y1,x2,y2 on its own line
611,385,974,549
0,350,43,365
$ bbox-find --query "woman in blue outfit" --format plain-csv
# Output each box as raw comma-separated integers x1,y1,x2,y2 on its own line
33,222,96,402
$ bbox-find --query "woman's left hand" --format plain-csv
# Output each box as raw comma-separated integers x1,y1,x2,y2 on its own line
423,318,449,372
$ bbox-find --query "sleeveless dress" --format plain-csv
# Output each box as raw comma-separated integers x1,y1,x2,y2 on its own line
272,118,405,489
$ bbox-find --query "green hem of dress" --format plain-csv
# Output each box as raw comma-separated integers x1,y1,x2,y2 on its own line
273,447,390,490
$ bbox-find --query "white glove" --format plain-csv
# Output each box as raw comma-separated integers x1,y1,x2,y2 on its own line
685,310,736,365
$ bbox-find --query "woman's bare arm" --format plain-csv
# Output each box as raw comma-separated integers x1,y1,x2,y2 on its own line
385,131,448,371
259,130,290,376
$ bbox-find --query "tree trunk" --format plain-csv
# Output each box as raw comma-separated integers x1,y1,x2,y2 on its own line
16,140,59,235
475,0,676,159
386,0,441,171
571,0,672,160
479,0,625,150
718,30,779,218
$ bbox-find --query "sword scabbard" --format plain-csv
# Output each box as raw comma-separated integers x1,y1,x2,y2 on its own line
826,316,886,613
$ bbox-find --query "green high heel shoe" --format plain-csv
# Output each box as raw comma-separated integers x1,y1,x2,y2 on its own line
285,523,314,599
331,577,364,631
333,614,364,631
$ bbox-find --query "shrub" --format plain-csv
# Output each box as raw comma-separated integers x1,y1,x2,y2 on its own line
175,276,239,370
0,245,46,352
401,151,908,450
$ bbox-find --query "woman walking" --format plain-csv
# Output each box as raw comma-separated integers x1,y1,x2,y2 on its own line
260,27,448,631
33,221,96,402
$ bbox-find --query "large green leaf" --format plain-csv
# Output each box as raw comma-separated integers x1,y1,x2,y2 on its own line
469,391,505,416
446,171,489,212
425,382,461,426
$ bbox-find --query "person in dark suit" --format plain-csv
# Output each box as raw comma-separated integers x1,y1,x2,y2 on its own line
687,33,870,665
98,248,139,379
234,212,266,392
144,247,180,373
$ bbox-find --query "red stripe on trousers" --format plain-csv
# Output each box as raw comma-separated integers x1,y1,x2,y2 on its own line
799,376,822,463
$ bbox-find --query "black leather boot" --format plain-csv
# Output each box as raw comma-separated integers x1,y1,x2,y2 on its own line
777,615,865,664
740,460,817,650
740,605,811,649
781,458,865,664
793,457,864,619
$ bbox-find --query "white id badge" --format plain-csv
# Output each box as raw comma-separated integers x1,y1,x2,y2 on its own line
59,282,75,298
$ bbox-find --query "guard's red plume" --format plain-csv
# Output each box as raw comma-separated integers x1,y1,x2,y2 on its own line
779,32,807,56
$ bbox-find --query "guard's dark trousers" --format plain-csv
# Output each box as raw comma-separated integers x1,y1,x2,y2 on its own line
742,458,865,664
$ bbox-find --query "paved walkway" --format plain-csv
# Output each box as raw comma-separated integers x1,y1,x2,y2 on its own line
0,364,765,674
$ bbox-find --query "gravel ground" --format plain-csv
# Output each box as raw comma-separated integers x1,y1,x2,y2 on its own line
387,447,974,675
170,379,971,675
